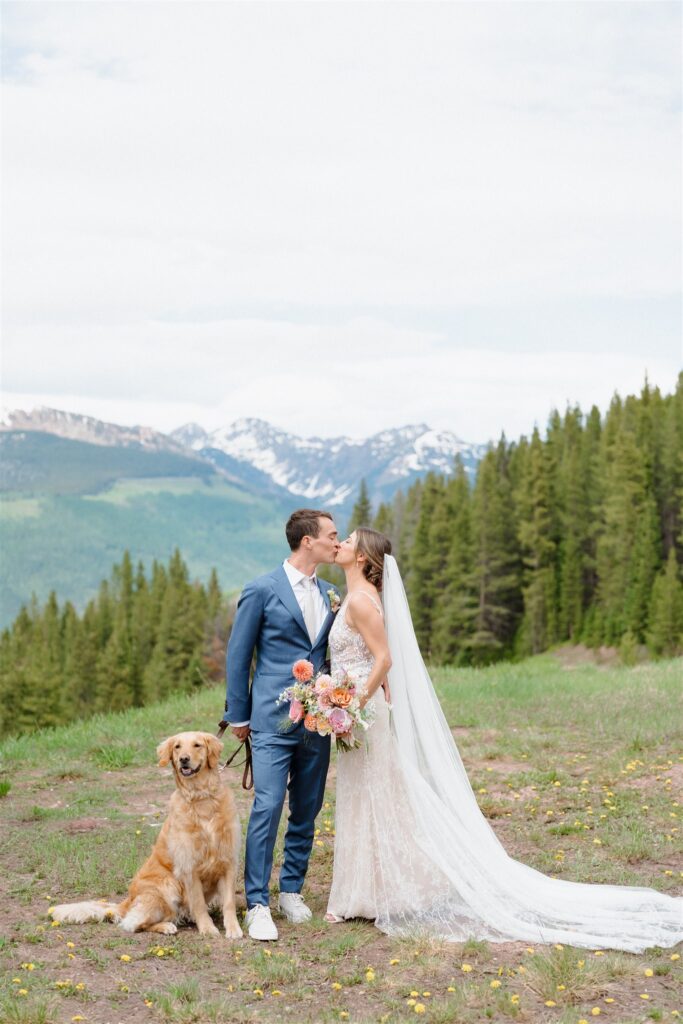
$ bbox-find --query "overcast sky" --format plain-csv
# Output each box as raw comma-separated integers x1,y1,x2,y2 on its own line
1,1,681,444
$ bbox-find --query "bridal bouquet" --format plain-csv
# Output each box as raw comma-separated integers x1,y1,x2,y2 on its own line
276,659,375,752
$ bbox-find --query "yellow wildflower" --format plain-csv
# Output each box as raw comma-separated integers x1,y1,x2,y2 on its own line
18,989,28,996
253,988,264,997
410,990,419,996
644,968,653,977
66,941,75,948
414,1005,426,1015
591,1010,600,1017
331,982,342,990
490,980,501,989
461,963,473,972
545,1001,556,1007
120,954,131,962
390,958,400,965
272,990,283,996
640,993,650,1000
671,953,680,961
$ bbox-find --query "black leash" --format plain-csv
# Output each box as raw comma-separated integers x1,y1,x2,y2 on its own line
216,721,253,790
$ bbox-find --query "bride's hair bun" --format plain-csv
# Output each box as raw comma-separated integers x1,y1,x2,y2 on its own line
355,527,392,592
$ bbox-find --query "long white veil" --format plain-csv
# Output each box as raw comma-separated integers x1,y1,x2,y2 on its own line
380,554,683,951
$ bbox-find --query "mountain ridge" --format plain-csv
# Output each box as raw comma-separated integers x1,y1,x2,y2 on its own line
2,406,486,508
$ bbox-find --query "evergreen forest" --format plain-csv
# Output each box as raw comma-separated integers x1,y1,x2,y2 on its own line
2,377,681,738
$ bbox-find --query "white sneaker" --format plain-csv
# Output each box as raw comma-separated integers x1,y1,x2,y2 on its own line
245,904,278,941
278,891,313,923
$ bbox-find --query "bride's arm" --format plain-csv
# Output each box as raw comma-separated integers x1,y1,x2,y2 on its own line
345,595,392,709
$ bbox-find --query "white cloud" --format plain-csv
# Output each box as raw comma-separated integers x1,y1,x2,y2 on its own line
1,1,680,441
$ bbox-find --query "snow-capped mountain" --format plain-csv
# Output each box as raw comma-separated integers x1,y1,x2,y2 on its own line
171,417,486,508
1,405,487,511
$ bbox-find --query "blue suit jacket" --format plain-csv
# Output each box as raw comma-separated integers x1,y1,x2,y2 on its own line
224,566,339,733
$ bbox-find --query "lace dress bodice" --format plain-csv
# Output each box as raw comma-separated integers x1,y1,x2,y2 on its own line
329,596,379,695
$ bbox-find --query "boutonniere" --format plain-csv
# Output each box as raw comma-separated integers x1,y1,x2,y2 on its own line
327,589,341,614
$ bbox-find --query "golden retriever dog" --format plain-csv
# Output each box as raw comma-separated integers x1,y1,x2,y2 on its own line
49,731,242,939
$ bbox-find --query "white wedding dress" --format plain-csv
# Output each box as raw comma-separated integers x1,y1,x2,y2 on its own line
326,556,682,953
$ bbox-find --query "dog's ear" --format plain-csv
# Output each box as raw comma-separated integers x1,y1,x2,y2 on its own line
205,734,223,769
156,736,176,767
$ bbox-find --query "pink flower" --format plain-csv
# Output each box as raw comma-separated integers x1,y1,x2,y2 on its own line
314,673,334,693
288,699,304,722
292,659,314,682
328,708,352,734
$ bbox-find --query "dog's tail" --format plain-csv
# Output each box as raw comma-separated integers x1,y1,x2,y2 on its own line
49,899,122,925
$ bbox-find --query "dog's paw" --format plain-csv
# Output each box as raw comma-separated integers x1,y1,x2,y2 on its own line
197,920,221,936
156,921,178,935
224,920,243,940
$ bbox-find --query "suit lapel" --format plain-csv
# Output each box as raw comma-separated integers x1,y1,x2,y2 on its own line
272,566,309,641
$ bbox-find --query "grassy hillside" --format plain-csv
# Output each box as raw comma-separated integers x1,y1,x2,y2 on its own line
0,655,680,1024
0,431,218,495
0,475,291,625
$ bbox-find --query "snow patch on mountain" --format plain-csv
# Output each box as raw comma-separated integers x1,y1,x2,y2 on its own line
172,417,486,507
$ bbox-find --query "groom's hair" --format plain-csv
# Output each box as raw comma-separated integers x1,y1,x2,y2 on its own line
286,509,334,551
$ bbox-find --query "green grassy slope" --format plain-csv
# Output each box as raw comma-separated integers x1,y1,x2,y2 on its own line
0,431,216,495
0,656,681,1024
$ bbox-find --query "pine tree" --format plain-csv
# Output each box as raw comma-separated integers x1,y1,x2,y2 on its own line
467,448,521,663
373,502,395,544
347,479,373,533
408,474,446,656
431,458,476,663
517,429,558,654
647,548,683,657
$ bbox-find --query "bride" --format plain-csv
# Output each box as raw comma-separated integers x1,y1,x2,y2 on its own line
324,527,682,953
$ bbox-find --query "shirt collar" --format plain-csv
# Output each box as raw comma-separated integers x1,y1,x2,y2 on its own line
283,559,317,588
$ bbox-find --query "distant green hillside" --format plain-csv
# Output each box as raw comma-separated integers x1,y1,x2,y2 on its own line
0,430,218,495
0,478,290,625
0,434,296,626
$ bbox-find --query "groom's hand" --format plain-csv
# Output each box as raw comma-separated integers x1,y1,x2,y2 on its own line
232,725,251,741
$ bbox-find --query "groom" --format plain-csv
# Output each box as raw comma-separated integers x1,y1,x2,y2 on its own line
223,509,340,940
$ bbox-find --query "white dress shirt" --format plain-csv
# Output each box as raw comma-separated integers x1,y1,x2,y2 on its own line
229,560,328,727
282,559,328,640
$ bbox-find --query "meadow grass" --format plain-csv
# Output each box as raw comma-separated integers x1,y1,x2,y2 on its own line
0,653,681,1024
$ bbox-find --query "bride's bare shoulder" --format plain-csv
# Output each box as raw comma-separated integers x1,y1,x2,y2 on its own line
346,589,383,622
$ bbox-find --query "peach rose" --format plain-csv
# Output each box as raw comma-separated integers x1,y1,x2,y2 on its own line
304,713,318,732
330,687,353,709
292,659,314,682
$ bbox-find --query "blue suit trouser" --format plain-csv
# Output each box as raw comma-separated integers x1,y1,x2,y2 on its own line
245,726,331,908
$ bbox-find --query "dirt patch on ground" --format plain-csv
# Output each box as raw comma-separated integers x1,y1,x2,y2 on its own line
551,644,621,668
